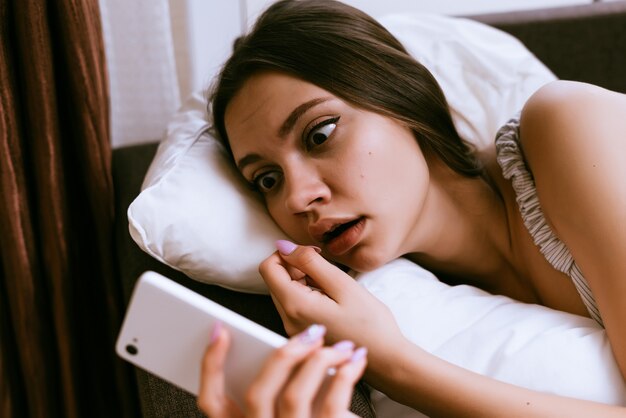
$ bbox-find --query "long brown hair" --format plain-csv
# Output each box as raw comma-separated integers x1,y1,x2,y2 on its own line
211,0,482,177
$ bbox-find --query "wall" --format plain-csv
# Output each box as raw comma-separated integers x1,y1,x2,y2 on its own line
169,0,243,100
246,0,590,24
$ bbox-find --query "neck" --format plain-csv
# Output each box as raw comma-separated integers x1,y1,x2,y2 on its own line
404,164,514,290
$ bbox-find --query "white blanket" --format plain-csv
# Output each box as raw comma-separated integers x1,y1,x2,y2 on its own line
355,258,625,417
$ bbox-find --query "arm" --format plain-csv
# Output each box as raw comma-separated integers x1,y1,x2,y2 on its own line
263,243,626,417
368,339,625,417
519,80,626,380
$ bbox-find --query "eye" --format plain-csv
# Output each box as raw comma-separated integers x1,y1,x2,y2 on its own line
253,171,282,193
305,117,339,149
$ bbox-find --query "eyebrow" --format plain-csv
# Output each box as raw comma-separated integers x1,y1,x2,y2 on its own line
236,154,261,173
236,96,331,173
277,97,330,138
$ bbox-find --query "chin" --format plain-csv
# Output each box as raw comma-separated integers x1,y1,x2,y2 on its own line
338,248,393,273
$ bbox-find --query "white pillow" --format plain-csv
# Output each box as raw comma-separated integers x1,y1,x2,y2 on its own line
357,259,625,417
128,13,555,293
379,14,556,149
128,91,286,293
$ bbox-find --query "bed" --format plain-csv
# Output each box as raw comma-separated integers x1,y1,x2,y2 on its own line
112,2,626,417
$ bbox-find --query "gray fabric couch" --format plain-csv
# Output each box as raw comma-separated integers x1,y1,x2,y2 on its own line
112,2,626,417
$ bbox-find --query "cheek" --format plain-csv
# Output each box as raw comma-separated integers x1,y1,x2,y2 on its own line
267,204,289,232
360,134,427,195
266,204,312,243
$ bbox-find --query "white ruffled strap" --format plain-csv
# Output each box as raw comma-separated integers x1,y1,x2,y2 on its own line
495,116,603,326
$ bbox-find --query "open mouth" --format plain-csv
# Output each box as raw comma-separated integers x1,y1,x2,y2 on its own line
322,218,363,243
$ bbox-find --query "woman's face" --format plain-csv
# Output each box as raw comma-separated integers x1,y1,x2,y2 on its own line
225,72,432,271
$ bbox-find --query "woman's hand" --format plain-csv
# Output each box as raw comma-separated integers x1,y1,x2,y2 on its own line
197,323,367,418
259,240,405,360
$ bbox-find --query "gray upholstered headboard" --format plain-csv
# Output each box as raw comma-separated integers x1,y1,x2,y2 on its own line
470,2,626,93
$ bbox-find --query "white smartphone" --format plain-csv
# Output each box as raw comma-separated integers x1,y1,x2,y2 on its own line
116,271,287,408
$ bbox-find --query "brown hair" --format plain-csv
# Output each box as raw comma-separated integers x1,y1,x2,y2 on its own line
211,0,482,177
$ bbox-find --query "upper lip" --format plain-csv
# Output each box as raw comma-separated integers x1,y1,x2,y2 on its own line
309,217,361,243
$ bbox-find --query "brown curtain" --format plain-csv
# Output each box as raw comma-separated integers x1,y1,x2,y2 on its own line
0,1,139,417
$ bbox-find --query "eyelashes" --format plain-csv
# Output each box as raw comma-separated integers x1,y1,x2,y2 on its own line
248,115,341,194
252,171,281,193
304,116,339,150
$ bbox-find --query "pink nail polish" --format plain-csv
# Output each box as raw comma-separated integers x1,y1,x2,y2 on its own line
210,321,222,343
333,340,355,352
298,324,326,344
350,347,367,362
276,240,297,255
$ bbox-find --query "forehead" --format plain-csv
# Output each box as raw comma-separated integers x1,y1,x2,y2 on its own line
224,72,332,143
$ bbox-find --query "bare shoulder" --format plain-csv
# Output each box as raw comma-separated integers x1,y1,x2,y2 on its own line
522,79,626,110
517,80,626,218
518,80,626,378
517,79,626,264
520,80,626,156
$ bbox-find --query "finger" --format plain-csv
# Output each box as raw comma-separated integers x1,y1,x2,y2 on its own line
267,252,315,289
197,324,243,418
269,291,287,321
277,248,325,290
260,253,334,317
277,341,356,417
268,290,297,336
284,263,306,282
317,347,368,417
244,324,327,416
274,240,357,301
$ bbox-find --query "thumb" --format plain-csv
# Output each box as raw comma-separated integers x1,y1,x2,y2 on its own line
275,240,355,301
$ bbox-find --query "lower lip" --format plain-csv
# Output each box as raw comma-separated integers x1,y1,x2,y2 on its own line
326,217,366,256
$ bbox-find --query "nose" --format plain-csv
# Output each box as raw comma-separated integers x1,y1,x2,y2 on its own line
283,163,330,214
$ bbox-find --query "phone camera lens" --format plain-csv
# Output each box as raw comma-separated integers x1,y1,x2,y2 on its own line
125,344,138,355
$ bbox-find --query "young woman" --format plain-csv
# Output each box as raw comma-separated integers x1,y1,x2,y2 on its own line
197,0,626,416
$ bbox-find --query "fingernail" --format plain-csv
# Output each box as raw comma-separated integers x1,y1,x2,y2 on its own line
333,340,355,352
298,324,326,344
350,347,367,362
276,240,297,255
309,246,322,254
210,321,222,344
